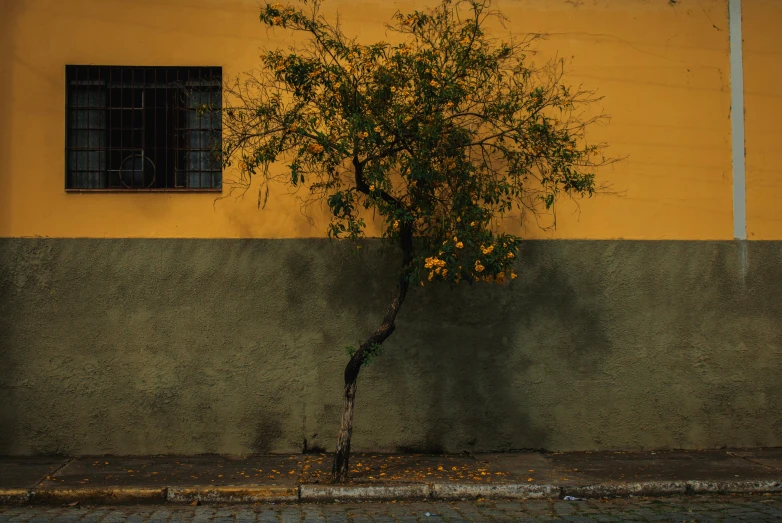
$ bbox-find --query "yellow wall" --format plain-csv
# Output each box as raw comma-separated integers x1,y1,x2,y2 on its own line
0,0,736,239
743,0,782,240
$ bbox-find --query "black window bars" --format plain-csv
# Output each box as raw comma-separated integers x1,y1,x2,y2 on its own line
66,65,222,191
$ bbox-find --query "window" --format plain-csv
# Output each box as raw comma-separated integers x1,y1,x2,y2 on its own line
65,66,222,191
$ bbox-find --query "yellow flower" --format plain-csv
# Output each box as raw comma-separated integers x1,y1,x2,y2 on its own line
428,271,435,281
272,16,283,25
510,271,518,279
474,261,485,273
369,184,375,191
307,143,324,154
391,86,397,93
393,220,399,230
481,245,494,255
445,101,454,109
271,2,283,9
506,252,514,259
455,242,464,249
424,256,446,270
430,80,440,88
456,216,461,222
374,125,382,133
358,131,369,139
442,269,448,277
435,267,441,275
496,272,506,284
460,36,471,45
470,221,476,227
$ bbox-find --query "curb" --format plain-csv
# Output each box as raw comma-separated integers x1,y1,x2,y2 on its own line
432,483,559,500
686,479,782,494
1,479,780,505
563,480,782,499
0,489,30,505
300,484,429,502
562,482,688,499
28,487,166,505
168,486,298,504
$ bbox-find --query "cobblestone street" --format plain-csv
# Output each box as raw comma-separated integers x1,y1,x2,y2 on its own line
1,495,781,522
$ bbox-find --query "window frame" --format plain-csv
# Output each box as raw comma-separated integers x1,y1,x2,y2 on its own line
64,65,223,193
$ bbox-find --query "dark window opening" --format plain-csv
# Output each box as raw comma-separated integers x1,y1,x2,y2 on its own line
66,65,222,191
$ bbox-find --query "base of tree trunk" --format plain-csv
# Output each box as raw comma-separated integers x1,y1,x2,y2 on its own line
332,379,357,483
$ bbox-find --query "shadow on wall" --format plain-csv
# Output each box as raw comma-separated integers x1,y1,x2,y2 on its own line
0,241,63,455
0,245,18,453
318,240,613,453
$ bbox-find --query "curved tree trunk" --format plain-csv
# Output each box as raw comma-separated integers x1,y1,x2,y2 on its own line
332,379,358,481
332,226,414,483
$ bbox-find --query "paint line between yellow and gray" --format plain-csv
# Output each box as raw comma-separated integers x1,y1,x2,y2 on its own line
729,0,746,240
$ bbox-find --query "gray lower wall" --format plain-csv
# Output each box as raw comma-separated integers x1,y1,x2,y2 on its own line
1,238,780,455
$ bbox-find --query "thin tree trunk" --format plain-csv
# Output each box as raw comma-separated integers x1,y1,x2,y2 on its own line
332,379,357,481
330,281,406,482
332,225,414,483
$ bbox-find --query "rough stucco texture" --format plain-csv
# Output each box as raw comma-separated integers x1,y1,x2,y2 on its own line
1,239,781,456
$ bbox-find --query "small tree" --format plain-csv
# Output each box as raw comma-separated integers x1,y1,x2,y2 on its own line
221,0,610,482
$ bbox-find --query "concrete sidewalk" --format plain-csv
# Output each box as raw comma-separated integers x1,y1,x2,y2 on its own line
1,449,780,505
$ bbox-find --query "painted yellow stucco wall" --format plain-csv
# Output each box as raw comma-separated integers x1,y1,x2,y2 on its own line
0,0,736,239
743,0,782,240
